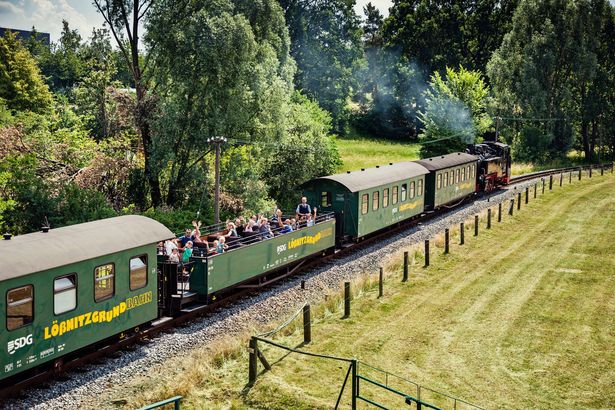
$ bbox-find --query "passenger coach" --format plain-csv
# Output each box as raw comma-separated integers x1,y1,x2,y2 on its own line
414,153,478,210
1,216,173,382
301,162,429,242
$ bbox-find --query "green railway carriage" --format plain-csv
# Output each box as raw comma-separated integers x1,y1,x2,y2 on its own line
414,153,478,211
185,217,336,299
301,163,429,241
0,216,173,382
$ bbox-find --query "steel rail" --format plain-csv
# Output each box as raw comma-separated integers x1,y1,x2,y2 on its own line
2,162,611,401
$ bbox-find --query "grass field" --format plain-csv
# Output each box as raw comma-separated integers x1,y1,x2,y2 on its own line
335,137,420,172
335,135,587,176
113,172,615,409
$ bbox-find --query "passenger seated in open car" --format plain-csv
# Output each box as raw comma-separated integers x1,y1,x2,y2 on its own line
259,217,273,239
216,236,228,254
224,222,239,238
280,219,293,234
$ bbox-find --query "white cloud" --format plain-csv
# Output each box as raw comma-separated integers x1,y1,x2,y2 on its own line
0,1,23,15
0,0,105,42
354,0,393,18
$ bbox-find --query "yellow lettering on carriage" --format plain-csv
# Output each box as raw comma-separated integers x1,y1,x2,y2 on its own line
399,201,419,212
42,292,152,340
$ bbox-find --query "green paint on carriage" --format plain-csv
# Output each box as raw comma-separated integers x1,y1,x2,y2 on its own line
301,162,428,240
0,216,173,381
187,219,336,296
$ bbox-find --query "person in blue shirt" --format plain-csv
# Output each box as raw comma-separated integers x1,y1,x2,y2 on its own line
280,219,293,234
179,220,201,247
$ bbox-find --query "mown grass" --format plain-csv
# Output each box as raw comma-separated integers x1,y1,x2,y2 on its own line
335,134,589,176
336,136,421,172
105,170,614,410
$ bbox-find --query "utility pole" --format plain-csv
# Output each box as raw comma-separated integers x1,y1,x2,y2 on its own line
207,136,227,224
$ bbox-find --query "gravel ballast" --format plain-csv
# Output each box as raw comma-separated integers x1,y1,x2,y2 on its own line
5,179,548,410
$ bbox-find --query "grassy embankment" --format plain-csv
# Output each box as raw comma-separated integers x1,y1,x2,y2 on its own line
106,170,615,409
336,135,588,176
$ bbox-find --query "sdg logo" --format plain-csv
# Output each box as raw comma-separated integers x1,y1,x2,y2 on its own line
7,334,33,355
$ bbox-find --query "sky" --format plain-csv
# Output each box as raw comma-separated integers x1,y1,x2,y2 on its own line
2,0,614,43
0,0,106,42
0,0,393,43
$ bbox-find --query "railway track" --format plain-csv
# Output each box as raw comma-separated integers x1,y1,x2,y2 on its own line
2,162,612,403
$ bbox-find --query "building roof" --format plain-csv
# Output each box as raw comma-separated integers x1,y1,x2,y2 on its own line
0,215,174,281
304,162,429,193
414,152,478,171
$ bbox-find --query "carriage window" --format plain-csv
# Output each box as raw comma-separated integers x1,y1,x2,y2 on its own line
468,165,472,177
409,181,415,199
444,172,449,187
417,179,423,196
54,274,77,315
7,285,33,330
437,174,442,189
392,186,399,204
456,169,460,183
94,263,115,302
361,194,369,215
372,191,379,211
321,191,332,207
462,167,466,181
383,188,389,208
450,171,455,184
401,184,407,201
130,255,148,291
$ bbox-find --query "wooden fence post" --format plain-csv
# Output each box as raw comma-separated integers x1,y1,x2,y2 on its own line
549,174,553,190
474,215,479,236
534,183,537,198
303,305,311,344
498,202,502,222
403,251,409,282
509,198,514,216
569,171,572,183
248,337,258,385
517,192,521,210
542,178,545,194
579,167,582,180
460,222,465,244
344,282,351,318
378,267,383,298
424,240,430,267
487,209,492,229
444,229,449,253
559,173,563,186
525,187,529,204
589,165,593,178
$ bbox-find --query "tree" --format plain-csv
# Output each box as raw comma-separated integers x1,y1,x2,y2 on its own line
279,0,364,132
0,30,53,113
39,20,86,91
418,66,492,157
487,0,614,160
93,0,162,207
382,0,518,77
264,92,341,207
146,0,295,207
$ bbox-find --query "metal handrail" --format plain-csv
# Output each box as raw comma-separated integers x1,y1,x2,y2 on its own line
358,362,484,410
138,395,182,410
191,212,335,257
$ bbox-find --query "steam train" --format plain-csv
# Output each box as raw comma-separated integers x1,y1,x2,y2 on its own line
0,142,510,389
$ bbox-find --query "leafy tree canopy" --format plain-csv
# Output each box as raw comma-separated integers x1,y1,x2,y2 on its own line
418,66,492,157
0,30,53,113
